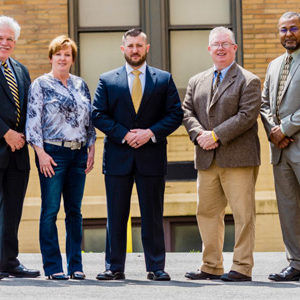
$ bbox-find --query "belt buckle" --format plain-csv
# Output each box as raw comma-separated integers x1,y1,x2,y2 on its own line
70,141,80,150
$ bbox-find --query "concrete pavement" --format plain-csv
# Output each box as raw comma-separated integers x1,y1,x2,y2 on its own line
0,252,299,299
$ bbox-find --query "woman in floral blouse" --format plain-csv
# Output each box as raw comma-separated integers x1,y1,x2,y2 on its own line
26,35,96,280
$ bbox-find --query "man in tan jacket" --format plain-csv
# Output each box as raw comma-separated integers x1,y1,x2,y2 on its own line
183,26,261,282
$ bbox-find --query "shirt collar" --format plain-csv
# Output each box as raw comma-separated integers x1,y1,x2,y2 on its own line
1,57,11,67
287,48,300,60
213,61,235,78
126,62,147,75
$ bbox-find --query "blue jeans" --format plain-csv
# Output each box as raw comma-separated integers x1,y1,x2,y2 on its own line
37,143,87,276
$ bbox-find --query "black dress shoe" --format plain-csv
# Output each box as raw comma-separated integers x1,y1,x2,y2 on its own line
268,266,300,281
147,270,171,281
70,272,85,280
96,270,125,280
6,264,40,278
221,270,252,282
185,270,221,280
48,273,69,280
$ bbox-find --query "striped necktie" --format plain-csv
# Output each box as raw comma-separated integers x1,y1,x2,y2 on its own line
2,61,21,126
276,55,292,123
131,70,142,113
212,70,221,95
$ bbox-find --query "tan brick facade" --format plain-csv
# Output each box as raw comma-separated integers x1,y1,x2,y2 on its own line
242,0,299,82
0,0,68,81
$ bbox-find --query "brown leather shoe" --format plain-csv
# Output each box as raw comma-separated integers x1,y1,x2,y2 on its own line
268,266,300,281
185,270,221,280
220,270,251,282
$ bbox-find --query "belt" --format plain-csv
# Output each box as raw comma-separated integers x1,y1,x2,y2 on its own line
44,140,86,150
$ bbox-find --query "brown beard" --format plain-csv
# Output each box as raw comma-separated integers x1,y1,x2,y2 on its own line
124,52,147,67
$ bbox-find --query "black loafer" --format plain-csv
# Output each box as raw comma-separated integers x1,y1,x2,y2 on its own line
96,270,125,280
48,273,69,280
268,266,300,281
147,270,171,281
70,272,86,280
221,270,252,282
185,270,221,280
6,264,40,278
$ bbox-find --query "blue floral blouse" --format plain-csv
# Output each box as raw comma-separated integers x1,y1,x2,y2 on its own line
26,73,96,148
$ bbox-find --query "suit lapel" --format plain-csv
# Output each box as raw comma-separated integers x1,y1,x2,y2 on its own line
116,66,136,115
204,69,214,115
271,55,284,111
10,58,25,111
0,62,15,105
136,65,156,115
209,63,236,110
280,54,300,100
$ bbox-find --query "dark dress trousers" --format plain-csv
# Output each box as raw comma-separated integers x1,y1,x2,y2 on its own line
92,65,183,272
0,58,30,270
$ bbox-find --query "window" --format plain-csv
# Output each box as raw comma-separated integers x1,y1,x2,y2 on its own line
69,0,242,97
82,216,235,252
167,0,242,99
69,0,141,95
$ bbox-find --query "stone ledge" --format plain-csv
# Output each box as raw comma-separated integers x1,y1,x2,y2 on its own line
22,190,278,220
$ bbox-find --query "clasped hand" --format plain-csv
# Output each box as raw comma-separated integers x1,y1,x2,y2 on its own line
270,126,293,149
4,129,26,152
124,129,154,149
197,130,219,150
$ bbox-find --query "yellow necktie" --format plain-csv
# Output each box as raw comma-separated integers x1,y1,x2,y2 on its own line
2,61,21,126
131,70,142,113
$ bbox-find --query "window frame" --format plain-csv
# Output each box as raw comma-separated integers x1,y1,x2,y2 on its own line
68,0,242,74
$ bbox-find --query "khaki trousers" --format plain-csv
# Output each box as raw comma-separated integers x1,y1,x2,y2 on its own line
197,161,258,277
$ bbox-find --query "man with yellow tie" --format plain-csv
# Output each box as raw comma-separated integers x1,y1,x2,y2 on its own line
92,28,183,281
0,16,40,279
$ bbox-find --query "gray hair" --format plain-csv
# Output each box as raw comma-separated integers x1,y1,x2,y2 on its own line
279,11,300,24
209,26,236,45
0,16,21,41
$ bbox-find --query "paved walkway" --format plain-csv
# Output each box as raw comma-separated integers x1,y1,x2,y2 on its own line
0,252,299,299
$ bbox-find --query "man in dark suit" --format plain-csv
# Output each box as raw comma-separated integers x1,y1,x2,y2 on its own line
261,12,300,281
0,16,39,279
92,28,183,281
183,26,261,282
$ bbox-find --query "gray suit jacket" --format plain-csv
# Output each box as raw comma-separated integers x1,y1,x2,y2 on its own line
261,51,300,165
183,62,261,170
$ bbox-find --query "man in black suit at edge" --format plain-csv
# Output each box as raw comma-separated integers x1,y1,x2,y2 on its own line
0,16,40,280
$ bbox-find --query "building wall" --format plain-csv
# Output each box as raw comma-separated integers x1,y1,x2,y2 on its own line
1,0,299,252
242,0,299,81
0,0,68,81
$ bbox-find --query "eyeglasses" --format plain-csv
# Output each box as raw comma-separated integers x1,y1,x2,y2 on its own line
279,27,299,34
210,42,235,49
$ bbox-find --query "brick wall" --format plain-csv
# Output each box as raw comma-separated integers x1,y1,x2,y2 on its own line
242,0,300,83
0,0,68,80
